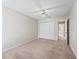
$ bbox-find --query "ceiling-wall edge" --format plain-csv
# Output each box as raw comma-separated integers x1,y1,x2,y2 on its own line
2,6,39,21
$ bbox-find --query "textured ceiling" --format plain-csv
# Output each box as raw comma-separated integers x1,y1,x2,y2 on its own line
3,0,75,20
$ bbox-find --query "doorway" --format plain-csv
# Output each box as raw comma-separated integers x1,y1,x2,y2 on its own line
58,21,65,40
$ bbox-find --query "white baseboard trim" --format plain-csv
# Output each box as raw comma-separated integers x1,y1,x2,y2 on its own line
38,38,58,40
2,38,37,53
69,45,77,57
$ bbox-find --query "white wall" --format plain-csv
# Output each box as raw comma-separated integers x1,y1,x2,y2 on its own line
38,19,56,40
69,2,77,57
2,7,38,52
38,17,67,40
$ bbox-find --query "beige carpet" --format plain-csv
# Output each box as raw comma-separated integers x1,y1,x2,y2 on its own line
3,39,76,59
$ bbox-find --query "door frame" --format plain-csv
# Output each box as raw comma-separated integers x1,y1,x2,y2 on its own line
67,19,69,45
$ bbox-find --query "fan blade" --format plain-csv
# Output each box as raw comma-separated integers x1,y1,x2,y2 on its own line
46,4,67,10
31,9,45,14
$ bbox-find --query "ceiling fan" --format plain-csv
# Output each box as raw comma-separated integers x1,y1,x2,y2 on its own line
32,4,52,18
40,9,51,18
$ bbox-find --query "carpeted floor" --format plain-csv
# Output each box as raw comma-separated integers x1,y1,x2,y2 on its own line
3,39,76,59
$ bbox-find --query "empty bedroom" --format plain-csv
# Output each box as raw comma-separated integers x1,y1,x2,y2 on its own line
2,0,77,59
